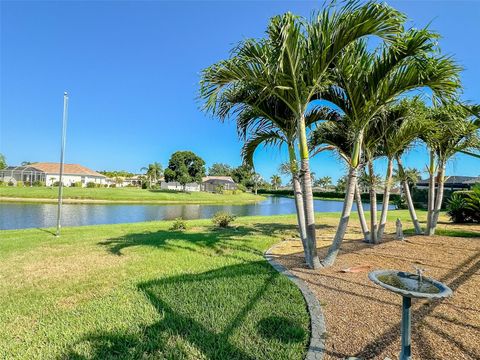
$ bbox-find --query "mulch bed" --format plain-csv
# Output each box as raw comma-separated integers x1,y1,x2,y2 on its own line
274,233,480,359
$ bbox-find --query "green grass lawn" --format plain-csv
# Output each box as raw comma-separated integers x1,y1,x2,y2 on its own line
0,215,309,360
0,186,264,204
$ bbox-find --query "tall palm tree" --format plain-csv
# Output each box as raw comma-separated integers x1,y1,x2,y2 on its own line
270,174,282,190
200,2,407,269
423,103,479,235
319,30,460,265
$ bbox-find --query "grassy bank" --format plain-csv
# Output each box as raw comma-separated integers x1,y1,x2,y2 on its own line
0,215,310,359
0,186,264,204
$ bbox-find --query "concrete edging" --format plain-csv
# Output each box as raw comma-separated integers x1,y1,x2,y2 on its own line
264,243,326,360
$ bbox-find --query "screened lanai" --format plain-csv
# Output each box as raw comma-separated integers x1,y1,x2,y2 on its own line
0,166,46,184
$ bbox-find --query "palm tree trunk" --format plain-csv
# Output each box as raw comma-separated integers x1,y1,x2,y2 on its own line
426,150,436,236
288,145,309,262
355,182,370,242
297,114,320,269
430,160,446,235
397,156,423,235
377,157,393,241
368,161,378,244
322,166,357,267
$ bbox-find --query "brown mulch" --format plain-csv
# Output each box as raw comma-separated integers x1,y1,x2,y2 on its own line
274,231,480,360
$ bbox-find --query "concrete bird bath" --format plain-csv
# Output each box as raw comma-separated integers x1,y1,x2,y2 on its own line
369,268,452,360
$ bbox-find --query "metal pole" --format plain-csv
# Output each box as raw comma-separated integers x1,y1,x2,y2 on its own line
400,296,412,360
56,92,69,236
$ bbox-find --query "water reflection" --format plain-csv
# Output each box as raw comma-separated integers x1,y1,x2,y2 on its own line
0,196,394,230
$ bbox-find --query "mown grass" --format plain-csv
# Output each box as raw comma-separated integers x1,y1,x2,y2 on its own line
0,215,309,360
0,186,264,204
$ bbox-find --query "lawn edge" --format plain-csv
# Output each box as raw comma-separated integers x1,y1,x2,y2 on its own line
265,242,325,360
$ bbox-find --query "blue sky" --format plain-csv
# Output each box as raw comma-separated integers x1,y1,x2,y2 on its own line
1,0,479,183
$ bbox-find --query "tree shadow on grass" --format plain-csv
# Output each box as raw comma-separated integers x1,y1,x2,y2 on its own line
98,222,317,258
63,261,308,360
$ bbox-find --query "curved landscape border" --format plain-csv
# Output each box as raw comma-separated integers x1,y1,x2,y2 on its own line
264,243,326,360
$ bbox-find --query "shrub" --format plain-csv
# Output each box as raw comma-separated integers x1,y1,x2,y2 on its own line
72,181,83,187
33,180,45,187
447,193,471,223
236,184,247,192
86,182,97,188
110,184,116,188
212,212,236,228
16,181,24,187
0,180,4,186
24,181,32,187
52,181,60,186
465,185,480,222
170,217,187,231
8,181,15,186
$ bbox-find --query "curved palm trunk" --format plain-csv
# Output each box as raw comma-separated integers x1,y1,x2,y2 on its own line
297,115,320,269
368,161,378,244
322,166,357,267
355,182,370,242
377,157,393,241
430,160,446,235
288,145,309,263
426,151,436,236
397,156,423,235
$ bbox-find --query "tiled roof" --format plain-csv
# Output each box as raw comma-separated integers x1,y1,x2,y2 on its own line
30,163,106,177
417,176,480,185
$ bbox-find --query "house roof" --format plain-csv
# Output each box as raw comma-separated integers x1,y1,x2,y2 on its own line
417,176,480,186
30,163,106,177
202,176,235,183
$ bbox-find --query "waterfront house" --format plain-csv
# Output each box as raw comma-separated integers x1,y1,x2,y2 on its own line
0,162,106,186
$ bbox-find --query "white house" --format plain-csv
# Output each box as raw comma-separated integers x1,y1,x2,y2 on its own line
0,162,106,187
158,176,238,192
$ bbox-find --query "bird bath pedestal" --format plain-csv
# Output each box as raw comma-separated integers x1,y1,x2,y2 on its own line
369,269,452,360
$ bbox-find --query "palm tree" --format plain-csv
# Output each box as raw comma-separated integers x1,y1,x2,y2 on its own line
319,29,460,265
368,99,427,241
141,162,163,188
200,2,407,269
270,174,282,190
317,176,333,190
310,120,371,242
393,166,423,234
423,103,479,235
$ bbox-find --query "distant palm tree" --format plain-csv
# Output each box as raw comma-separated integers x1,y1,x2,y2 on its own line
270,174,282,190
141,162,163,188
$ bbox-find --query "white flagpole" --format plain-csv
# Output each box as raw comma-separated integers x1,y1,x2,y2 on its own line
56,92,69,236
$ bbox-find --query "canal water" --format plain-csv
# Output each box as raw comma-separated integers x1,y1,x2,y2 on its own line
0,196,393,230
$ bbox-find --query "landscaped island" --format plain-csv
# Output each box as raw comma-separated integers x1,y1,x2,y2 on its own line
0,186,264,204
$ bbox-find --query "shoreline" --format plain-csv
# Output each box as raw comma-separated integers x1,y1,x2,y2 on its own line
0,196,265,205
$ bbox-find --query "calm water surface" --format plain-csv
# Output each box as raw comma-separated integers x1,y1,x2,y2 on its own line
0,197,393,230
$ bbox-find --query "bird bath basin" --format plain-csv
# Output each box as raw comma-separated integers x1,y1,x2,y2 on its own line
369,269,452,360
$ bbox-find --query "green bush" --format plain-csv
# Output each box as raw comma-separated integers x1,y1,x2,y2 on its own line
236,184,247,192
212,212,236,228
86,182,97,188
0,180,4,186
16,181,24,187
72,181,83,187
23,181,32,187
8,181,15,186
446,189,480,223
32,180,45,187
109,184,116,188
170,217,187,231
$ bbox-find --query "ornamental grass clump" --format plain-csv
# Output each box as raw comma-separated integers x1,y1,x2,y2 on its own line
212,212,236,228
169,217,187,231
